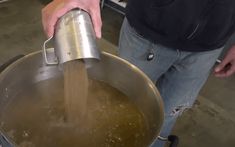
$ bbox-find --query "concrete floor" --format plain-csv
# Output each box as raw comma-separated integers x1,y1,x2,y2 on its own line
0,0,235,146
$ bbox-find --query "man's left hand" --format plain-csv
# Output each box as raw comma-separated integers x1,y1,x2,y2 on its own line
214,45,235,77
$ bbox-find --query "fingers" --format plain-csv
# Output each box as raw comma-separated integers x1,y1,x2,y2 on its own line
42,0,102,38
42,1,77,38
89,5,102,38
225,63,235,76
42,1,59,38
214,46,235,78
214,58,229,73
43,11,57,38
214,58,235,78
217,63,235,77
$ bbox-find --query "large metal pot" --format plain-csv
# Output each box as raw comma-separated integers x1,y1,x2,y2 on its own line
0,49,164,146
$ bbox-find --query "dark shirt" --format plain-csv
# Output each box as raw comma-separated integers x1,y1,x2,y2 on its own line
126,0,235,51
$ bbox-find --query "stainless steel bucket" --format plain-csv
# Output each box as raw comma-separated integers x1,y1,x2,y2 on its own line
43,9,100,65
0,49,164,146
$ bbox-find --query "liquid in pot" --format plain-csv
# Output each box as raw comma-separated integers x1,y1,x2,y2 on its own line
0,78,151,147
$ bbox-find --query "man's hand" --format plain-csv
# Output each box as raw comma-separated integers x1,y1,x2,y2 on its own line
42,0,102,38
214,46,235,77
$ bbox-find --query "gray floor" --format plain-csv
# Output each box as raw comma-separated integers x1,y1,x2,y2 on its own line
0,0,235,146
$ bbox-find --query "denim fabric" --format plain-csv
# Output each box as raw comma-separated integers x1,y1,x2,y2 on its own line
118,18,223,147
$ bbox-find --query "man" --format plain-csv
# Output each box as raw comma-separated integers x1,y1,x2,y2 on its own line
42,0,235,146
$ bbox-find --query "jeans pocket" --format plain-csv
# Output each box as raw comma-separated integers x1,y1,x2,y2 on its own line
124,18,145,41
119,18,153,60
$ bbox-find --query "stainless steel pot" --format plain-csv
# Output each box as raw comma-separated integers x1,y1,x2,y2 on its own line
0,49,164,146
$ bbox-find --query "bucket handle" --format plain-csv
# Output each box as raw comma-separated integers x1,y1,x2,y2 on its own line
43,37,59,65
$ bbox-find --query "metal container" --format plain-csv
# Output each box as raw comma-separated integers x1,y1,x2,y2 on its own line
0,49,163,146
43,9,100,65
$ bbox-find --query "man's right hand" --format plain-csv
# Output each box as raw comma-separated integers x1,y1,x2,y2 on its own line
42,0,102,38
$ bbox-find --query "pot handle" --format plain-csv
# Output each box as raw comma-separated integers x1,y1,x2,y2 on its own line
0,55,25,73
168,135,179,147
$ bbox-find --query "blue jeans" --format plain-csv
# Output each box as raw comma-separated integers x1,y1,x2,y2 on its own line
118,18,223,147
